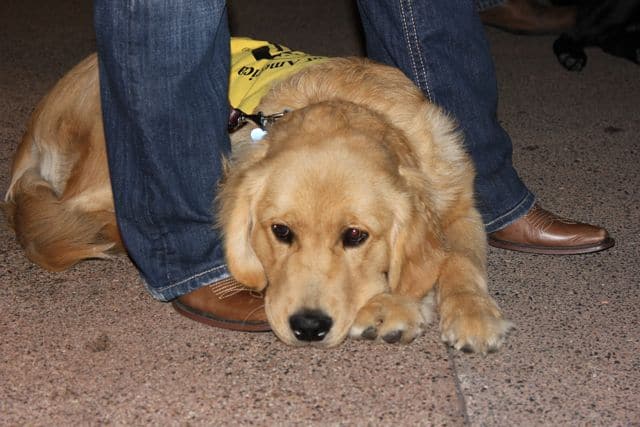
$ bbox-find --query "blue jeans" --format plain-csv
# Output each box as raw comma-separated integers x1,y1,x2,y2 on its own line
94,0,532,301
357,0,535,231
94,0,231,301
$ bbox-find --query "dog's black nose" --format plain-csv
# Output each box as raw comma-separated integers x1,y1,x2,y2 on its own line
289,310,333,342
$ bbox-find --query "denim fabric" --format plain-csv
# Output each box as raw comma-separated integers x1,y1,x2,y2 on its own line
94,0,232,301
357,0,535,232
93,0,531,301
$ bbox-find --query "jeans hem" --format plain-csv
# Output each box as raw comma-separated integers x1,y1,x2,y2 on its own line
484,191,536,233
145,264,231,302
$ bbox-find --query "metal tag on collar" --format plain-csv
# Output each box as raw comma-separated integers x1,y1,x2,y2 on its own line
257,111,288,129
228,108,289,133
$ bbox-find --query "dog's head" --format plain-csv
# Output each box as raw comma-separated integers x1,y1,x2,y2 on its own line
218,101,443,347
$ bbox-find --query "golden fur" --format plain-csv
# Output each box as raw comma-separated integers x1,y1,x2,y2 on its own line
4,53,512,352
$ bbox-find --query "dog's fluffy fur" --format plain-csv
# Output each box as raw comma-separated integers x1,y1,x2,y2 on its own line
4,53,512,352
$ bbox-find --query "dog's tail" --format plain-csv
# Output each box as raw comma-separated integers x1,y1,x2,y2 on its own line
3,157,120,272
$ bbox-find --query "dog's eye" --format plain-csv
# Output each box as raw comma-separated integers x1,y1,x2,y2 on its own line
342,227,369,248
271,223,294,244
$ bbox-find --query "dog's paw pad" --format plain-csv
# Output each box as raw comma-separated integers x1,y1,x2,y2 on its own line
441,316,513,354
351,323,421,344
361,326,378,340
439,293,513,354
382,330,403,344
561,54,587,71
553,35,588,71
459,344,474,354
350,294,427,345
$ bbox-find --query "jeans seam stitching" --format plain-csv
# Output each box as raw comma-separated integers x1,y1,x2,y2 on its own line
154,264,228,292
398,0,419,90
401,0,432,101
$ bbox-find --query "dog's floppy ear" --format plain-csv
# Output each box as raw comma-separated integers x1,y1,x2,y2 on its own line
216,143,269,290
387,166,445,297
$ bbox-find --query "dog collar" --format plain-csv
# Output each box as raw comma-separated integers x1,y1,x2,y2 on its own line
228,108,289,133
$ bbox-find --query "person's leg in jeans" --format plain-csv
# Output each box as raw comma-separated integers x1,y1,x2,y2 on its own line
94,0,269,330
357,0,613,254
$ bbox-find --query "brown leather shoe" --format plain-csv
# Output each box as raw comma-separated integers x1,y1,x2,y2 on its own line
172,277,271,332
479,0,576,35
488,204,615,255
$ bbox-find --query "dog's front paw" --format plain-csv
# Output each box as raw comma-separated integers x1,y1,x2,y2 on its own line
349,294,428,344
553,34,588,71
439,292,513,354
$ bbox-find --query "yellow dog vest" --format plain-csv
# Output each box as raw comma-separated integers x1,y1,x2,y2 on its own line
229,37,327,113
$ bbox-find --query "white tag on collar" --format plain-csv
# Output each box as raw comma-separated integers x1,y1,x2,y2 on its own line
251,127,268,142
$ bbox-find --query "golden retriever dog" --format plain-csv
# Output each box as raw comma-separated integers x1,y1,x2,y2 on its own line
4,50,512,353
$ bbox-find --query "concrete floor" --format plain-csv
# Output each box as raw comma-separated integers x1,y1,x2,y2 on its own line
1,1,639,425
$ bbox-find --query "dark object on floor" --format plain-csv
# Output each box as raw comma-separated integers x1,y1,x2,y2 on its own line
553,0,640,71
